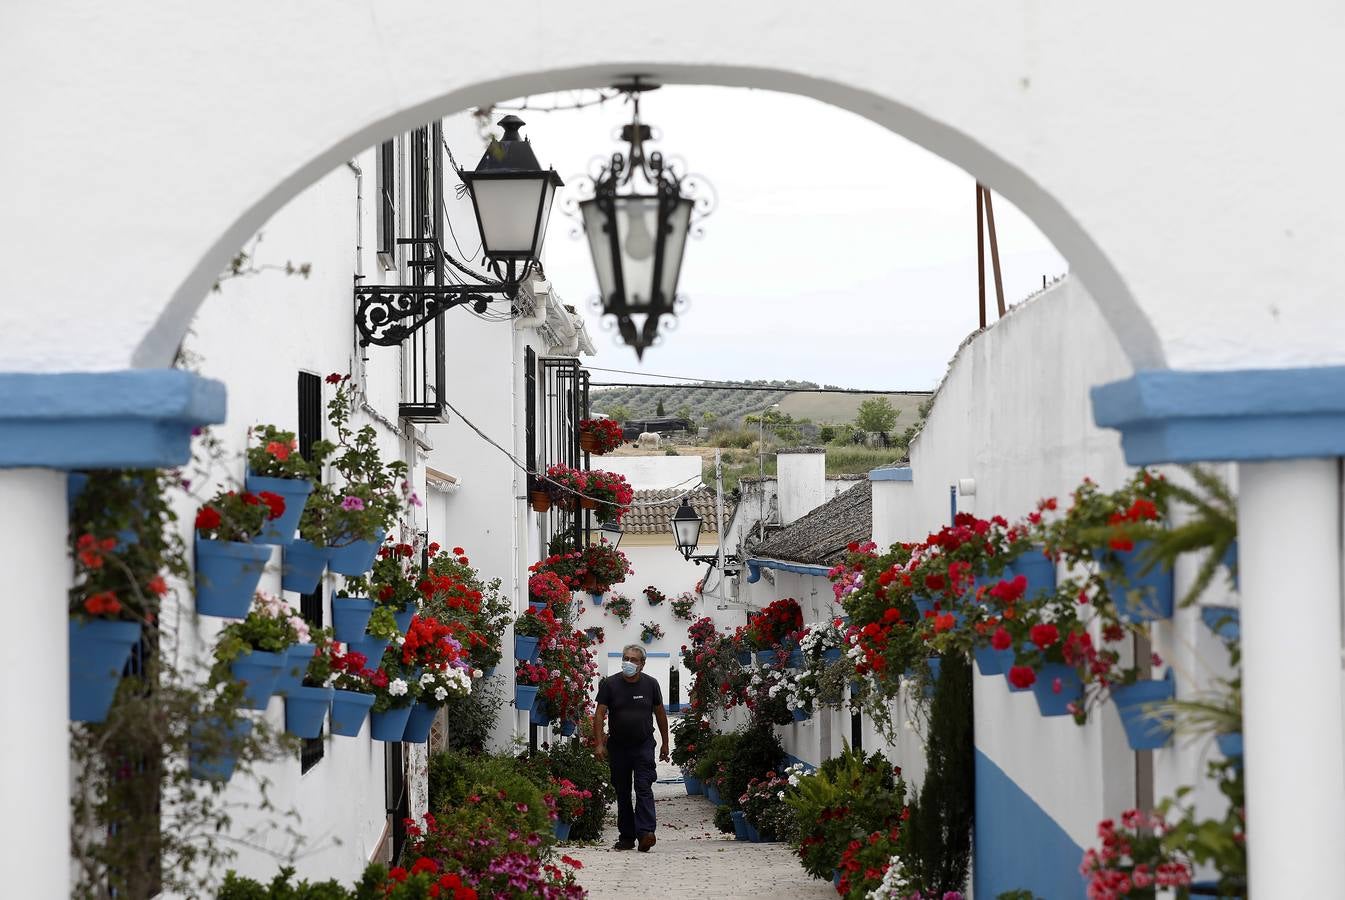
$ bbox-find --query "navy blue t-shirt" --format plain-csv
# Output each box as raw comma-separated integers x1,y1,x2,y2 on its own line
596,673,662,746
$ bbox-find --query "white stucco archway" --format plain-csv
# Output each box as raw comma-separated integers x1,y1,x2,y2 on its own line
11,2,1345,377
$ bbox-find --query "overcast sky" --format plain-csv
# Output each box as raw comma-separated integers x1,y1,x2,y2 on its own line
475,86,1067,391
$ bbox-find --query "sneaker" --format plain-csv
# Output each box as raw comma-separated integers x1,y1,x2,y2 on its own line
638,832,656,852
612,838,636,851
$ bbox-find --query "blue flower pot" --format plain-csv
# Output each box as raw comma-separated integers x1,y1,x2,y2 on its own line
1223,540,1238,590
231,650,285,710
589,592,603,605
189,717,253,782
393,606,416,634
1216,731,1243,759
736,650,752,666
515,635,540,663
914,595,934,618
1201,605,1240,642
791,706,811,722
68,619,141,723
402,701,438,744
246,473,313,546
1111,670,1176,750
553,820,572,841
273,643,316,696
684,773,704,795
327,529,386,577
482,666,496,678
528,599,547,612
1011,548,1057,599
833,870,843,888
370,705,414,742
515,684,539,711
281,539,327,594
530,699,552,725
284,685,334,738
966,573,996,605
559,719,578,737
705,784,721,806
348,635,389,669
195,539,271,617
973,645,1014,677
788,649,805,668
332,595,375,643
1097,542,1175,623
744,819,762,843
730,809,750,841
754,650,778,666
1005,669,1033,693
1031,663,1083,717
823,647,843,663
329,689,375,736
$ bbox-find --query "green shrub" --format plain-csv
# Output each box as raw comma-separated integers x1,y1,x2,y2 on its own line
427,751,551,836
722,724,784,809
787,746,904,880
515,740,615,841
692,731,740,787
216,867,355,899
441,678,504,754
713,804,735,834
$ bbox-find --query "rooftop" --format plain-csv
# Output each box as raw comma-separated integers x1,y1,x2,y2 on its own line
622,486,737,535
750,480,872,567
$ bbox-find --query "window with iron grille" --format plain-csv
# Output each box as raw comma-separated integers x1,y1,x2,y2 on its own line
525,346,537,472
377,139,397,270
540,358,590,552
298,371,325,773
399,123,449,422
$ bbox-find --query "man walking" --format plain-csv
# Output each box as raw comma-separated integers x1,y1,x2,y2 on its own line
593,644,671,852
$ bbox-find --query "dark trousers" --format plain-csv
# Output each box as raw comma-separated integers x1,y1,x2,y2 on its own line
609,737,657,839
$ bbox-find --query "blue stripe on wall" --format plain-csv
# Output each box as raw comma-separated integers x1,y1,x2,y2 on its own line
974,749,1085,900
607,651,671,658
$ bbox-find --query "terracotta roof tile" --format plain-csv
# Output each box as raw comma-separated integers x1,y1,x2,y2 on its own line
624,486,735,535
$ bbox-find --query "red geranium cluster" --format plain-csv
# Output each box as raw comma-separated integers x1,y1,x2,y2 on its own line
195,488,286,542
1080,809,1193,900
1105,497,1161,552
578,417,624,454
401,614,470,670
383,857,478,900
530,551,585,589
743,598,803,650
583,470,634,524
529,571,572,609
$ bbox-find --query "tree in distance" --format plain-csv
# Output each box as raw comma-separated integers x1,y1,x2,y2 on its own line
854,397,899,433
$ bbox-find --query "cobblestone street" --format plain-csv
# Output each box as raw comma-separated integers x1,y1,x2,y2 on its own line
564,764,835,900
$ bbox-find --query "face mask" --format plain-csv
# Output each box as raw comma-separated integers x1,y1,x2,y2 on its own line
621,661,639,677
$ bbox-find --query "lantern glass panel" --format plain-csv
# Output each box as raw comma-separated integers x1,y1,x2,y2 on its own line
658,197,694,306
671,510,703,555
469,175,556,259
580,197,617,306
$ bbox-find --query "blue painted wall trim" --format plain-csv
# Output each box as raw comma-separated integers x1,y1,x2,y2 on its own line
745,557,833,583
1092,366,1345,464
607,651,671,658
0,369,226,469
975,749,1085,899
869,465,913,482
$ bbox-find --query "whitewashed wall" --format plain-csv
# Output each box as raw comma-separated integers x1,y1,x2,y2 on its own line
596,455,704,491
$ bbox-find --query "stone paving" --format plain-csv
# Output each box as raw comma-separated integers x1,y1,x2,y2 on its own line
563,761,836,900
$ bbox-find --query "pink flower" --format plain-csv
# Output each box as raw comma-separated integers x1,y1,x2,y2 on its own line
340,495,364,511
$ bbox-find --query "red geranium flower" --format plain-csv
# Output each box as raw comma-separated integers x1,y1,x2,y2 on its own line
257,491,286,520
195,506,222,531
325,372,344,384
990,627,1012,651
1008,665,1037,689
1029,623,1059,649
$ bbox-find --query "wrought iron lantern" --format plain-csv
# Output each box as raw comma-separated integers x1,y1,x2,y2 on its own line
596,520,624,549
671,498,705,560
355,116,563,347
576,80,714,357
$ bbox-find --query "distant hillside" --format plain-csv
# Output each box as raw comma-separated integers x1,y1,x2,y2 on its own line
589,379,931,427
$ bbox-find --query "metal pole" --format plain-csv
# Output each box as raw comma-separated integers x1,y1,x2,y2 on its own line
983,188,1007,317
714,448,728,608
976,183,986,329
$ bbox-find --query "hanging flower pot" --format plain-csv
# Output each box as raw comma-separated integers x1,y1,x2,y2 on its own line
754,650,778,666
528,599,547,612
791,706,811,723
1031,663,1083,717
392,606,415,634
683,772,704,795
329,689,375,736
579,571,600,592
1110,669,1176,750
913,595,934,619
579,431,601,454
246,474,313,546
1010,548,1057,598
68,619,141,723
195,539,272,618
272,643,316,696
530,699,553,726
589,592,604,605
823,647,843,663
284,685,334,739
369,705,414,742
230,649,285,710
189,717,254,782
559,719,578,737
579,496,598,511
349,635,390,668
1216,731,1243,761
1096,541,1175,623
281,539,327,594
331,596,375,643
529,490,552,512
402,702,438,744
973,645,1014,678
1201,605,1240,642
514,635,540,663
514,683,539,711
1005,666,1033,693
327,528,387,577
553,819,573,841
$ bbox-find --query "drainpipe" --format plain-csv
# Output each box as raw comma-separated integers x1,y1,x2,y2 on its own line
513,279,550,329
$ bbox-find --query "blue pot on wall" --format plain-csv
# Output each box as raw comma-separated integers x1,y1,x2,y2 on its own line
195,539,271,617
231,649,285,710
823,647,843,663
788,649,805,668
559,719,577,737
69,619,141,723
370,704,414,742
1010,548,1057,599
392,606,416,634
273,643,316,695
329,689,375,736
791,706,811,723
1031,663,1083,716
529,699,553,725
1110,669,1176,750
736,650,752,666
973,645,1014,677
189,717,254,782
589,592,604,605
283,685,334,738
402,701,438,744
1201,605,1240,642
641,634,654,645
754,650,778,666
514,684,539,711
331,595,375,643
281,539,327,594
245,473,313,546
349,635,390,668
1097,542,1175,623
1216,732,1243,760
683,772,704,795
553,820,572,841
515,635,540,663
528,599,547,612
327,528,386,577
913,595,934,618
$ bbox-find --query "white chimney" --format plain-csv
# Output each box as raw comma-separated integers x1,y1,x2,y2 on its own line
776,448,826,525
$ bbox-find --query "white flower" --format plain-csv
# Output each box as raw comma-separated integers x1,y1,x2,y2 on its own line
777,791,785,800
395,635,406,646
434,687,447,701
473,668,484,679
420,672,436,687
389,678,408,696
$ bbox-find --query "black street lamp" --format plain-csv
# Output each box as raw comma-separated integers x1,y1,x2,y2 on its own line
671,497,704,560
355,116,563,346
577,80,714,357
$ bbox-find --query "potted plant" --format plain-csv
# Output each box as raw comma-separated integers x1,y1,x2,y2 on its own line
68,531,148,723
576,543,632,594
272,617,318,697
194,488,287,617
643,585,666,606
283,629,336,739
514,661,549,711
529,570,571,612
527,474,557,512
244,424,323,546
744,598,803,663
403,664,474,744
514,607,554,663
344,540,420,633
328,645,376,736
398,613,475,742
331,590,375,643
349,604,400,670
670,591,697,621
298,375,409,577
578,417,624,455
544,464,587,511
639,620,665,645
604,594,633,625
368,647,421,742
547,776,593,841
671,715,714,794
583,470,634,525
211,591,304,710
